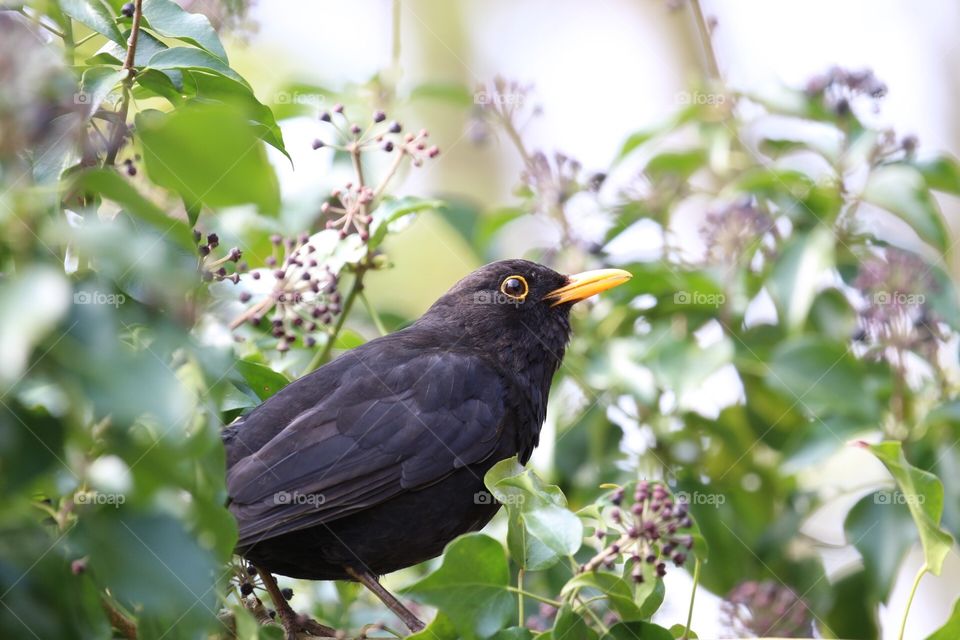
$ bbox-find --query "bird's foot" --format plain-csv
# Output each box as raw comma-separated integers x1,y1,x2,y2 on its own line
254,565,338,638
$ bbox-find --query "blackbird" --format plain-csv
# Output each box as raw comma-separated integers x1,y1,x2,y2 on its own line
223,259,630,634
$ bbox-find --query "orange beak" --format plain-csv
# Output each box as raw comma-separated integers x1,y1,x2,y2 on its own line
545,269,632,306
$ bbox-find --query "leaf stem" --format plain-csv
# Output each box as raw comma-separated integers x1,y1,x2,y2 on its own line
505,586,561,608
360,289,387,337
897,563,928,640
682,557,701,640
517,568,525,626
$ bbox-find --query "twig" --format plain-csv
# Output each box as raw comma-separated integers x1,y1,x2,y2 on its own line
102,597,138,640
690,0,721,81
104,0,143,166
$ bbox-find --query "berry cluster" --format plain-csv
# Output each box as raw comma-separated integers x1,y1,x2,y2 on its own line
314,105,439,240
195,231,244,283
720,580,811,638
582,481,693,582
521,151,583,218
805,66,887,117
700,197,775,265
231,233,341,352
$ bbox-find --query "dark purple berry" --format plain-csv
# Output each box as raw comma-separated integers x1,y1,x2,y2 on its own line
240,582,254,596
120,2,134,17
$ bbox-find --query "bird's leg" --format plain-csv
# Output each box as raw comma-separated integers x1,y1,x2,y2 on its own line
254,565,337,638
345,566,426,633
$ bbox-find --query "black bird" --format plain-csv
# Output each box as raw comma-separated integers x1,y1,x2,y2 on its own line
223,259,630,635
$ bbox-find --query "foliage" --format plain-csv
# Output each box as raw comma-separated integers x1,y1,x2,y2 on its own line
1,2,959,640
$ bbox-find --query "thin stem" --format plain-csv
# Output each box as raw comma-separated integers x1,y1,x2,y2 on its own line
575,594,610,636
18,8,67,38
75,31,100,47
897,563,928,640
682,558,701,640
373,150,407,199
304,265,367,373
505,586,561,609
690,0,721,81
360,290,388,336
517,568,525,626
104,0,143,166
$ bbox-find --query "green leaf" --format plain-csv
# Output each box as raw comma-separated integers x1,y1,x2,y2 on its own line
136,103,281,215
408,612,459,640
94,29,168,67
767,226,835,332
645,149,707,181
147,46,246,85
142,0,228,61
484,457,583,571
78,67,125,118
554,603,598,640
668,623,697,639
405,534,514,640
860,441,954,575
60,0,124,44
767,336,884,421
234,359,289,401
367,196,444,249
0,400,66,493
927,598,960,640
333,328,366,350
602,621,674,640
914,154,960,195
133,68,183,104
561,572,643,622
844,491,917,602
73,168,195,250
181,70,287,156
0,267,71,386
490,628,535,640
863,164,949,253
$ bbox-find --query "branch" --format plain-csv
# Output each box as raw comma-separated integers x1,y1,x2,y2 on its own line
104,0,143,166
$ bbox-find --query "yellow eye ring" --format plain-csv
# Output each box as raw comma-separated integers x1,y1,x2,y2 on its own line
500,275,529,301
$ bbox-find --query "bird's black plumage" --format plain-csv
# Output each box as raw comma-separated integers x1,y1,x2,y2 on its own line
223,259,624,583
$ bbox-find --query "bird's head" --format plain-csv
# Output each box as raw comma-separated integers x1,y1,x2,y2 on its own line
419,259,631,375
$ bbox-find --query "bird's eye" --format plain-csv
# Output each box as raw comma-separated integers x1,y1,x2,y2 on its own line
500,275,529,301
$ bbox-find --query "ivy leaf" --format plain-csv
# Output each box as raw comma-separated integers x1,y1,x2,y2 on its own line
602,621,674,640
405,534,514,640
863,164,948,253
767,226,835,332
553,603,599,640
147,47,246,85
141,0,228,61
136,104,280,215
60,0,124,44
234,359,289,401
859,441,954,575
914,154,960,195
408,612,459,640
484,457,583,571
78,67,125,118
927,598,960,640
73,169,195,250
844,491,916,603
367,197,444,250
561,572,643,622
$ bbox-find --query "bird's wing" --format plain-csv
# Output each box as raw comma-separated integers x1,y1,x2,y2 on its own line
226,349,507,548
